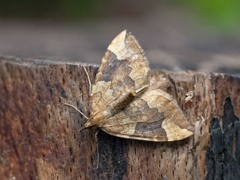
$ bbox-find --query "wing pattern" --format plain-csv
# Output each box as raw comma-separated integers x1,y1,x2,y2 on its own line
101,89,193,141
82,30,193,141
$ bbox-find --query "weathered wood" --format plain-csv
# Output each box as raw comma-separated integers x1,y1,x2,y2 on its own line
0,56,239,179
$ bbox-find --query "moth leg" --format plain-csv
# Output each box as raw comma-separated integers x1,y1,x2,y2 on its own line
94,129,100,169
83,66,92,95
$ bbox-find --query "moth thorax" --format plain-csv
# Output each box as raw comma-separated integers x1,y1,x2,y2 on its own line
88,108,113,127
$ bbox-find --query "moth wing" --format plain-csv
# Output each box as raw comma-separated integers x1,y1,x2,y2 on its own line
101,89,193,142
90,30,150,120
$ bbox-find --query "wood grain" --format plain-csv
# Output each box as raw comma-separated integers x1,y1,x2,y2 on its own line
0,56,240,179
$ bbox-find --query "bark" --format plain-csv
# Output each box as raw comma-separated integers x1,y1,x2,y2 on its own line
0,56,239,180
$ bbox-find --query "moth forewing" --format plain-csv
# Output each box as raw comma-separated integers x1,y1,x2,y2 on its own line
88,30,151,127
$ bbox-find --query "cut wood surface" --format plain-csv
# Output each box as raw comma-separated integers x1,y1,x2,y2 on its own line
0,56,240,179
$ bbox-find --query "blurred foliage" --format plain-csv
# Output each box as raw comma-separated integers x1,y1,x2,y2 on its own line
182,0,240,30
0,0,239,30
0,0,151,20
59,0,102,19
0,0,103,19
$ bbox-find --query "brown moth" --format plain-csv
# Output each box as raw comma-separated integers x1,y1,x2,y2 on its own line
74,30,193,141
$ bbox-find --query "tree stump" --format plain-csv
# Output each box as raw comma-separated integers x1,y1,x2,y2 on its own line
0,56,239,179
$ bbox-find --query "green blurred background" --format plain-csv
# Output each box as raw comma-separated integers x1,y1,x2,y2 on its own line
0,0,239,30
0,0,239,74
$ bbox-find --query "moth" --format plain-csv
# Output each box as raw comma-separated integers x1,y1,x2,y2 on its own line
67,30,193,142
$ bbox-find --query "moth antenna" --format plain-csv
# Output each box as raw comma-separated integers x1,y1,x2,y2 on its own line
83,66,92,95
64,103,89,120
